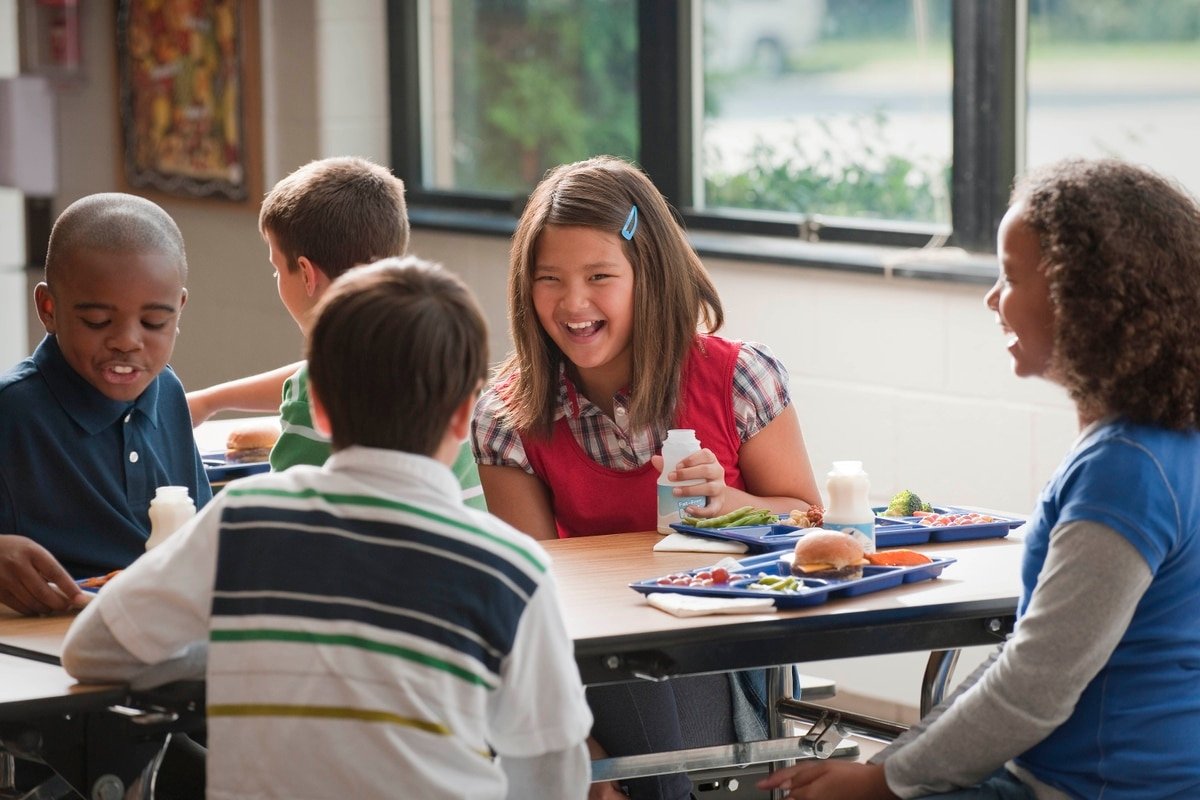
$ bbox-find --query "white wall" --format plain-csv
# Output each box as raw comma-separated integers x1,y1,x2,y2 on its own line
14,0,1077,715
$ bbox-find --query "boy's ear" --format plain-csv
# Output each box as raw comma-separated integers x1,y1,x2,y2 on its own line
34,283,56,333
309,383,332,438
447,392,475,443
297,257,330,298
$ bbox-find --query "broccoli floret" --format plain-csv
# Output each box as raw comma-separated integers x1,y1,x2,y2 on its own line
883,489,928,517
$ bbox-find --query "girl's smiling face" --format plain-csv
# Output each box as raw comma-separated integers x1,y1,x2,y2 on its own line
986,201,1058,381
531,225,636,395
36,248,186,403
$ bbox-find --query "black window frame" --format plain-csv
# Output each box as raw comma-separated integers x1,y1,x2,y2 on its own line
386,0,1020,276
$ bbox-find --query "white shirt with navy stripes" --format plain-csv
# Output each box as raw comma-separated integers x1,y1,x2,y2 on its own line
65,446,592,800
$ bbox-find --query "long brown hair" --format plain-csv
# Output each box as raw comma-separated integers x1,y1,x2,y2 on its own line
500,156,723,436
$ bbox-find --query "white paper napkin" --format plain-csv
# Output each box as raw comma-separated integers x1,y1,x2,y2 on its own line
652,532,748,554
646,592,777,617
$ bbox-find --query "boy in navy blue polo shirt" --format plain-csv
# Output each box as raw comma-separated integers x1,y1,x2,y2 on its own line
0,192,211,616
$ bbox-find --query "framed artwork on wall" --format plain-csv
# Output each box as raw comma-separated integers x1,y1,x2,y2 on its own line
115,0,262,204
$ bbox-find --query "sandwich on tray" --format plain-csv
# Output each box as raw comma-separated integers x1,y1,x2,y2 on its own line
789,530,870,580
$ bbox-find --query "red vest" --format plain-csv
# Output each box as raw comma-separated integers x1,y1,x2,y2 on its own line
523,335,746,538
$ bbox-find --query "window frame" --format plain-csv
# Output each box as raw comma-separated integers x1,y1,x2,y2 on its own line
386,0,1022,278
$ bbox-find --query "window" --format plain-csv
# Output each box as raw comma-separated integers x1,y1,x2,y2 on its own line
1026,1,1200,193
419,0,638,195
700,0,953,229
388,1,1200,260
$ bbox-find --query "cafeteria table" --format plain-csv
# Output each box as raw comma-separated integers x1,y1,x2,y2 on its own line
0,649,201,799
0,529,1022,790
546,531,1018,685
543,530,1021,781
0,612,206,798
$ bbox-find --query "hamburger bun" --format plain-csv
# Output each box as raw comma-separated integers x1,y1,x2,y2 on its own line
865,549,932,567
790,530,868,580
225,423,281,464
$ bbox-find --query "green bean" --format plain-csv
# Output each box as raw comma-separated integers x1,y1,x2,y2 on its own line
750,575,800,593
683,506,755,528
682,506,779,529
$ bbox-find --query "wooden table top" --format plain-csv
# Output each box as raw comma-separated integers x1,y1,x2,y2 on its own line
0,605,76,661
0,652,124,720
545,531,1023,683
1,531,1025,683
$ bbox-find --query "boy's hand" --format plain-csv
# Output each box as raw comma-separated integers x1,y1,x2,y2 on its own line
0,535,86,615
756,761,895,800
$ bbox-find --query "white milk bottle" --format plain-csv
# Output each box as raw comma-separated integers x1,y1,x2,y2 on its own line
146,486,196,550
823,460,875,553
656,429,708,533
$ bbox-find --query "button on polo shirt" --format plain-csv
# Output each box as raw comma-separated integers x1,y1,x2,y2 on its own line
0,336,212,578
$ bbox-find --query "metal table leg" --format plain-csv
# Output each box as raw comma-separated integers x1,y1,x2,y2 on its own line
920,649,961,718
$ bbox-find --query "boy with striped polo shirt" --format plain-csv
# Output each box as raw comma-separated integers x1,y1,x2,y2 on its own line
64,257,592,799
185,156,486,509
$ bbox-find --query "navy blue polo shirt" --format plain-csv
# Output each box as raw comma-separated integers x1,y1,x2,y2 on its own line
0,336,212,578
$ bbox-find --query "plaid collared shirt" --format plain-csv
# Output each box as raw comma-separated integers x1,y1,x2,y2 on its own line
471,341,791,475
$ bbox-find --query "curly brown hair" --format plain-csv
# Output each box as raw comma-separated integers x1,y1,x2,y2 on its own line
1014,159,1200,429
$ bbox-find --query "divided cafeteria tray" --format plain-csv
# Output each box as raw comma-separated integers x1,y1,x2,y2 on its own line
871,506,1024,544
202,452,271,483
671,505,1023,553
630,551,956,609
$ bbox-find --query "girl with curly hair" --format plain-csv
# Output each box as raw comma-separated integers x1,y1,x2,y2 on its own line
760,159,1200,799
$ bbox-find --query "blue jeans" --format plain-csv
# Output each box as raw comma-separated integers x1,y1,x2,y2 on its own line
916,769,1037,800
587,668,796,800
589,675,732,800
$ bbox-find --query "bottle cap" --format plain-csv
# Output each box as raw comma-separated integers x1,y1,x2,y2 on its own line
831,460,863,473
154,485,190,498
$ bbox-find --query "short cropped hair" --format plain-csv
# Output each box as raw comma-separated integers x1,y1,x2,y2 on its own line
1014,158,1200,429
45,193,187,286
258,156,409,279
502,155,723,436
307,257,489,455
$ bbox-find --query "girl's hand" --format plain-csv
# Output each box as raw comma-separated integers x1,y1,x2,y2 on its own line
756,761,894,800
651,448,730,517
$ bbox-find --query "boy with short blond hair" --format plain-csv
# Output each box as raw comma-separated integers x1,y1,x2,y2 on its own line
65,257,591,799
0,192,211,615
187,156,486,507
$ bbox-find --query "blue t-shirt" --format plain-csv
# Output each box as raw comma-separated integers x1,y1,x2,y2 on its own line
0,336,212,578
1015,419,1200,797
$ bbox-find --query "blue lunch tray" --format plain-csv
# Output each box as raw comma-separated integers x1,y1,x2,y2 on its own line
203,452,271,483
671,505,1023,552
630,550,956,609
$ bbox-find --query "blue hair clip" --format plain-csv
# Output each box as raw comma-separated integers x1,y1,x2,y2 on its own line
621,205,638,241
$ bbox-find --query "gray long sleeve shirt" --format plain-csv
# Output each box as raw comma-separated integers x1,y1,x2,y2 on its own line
878,520,1153,798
